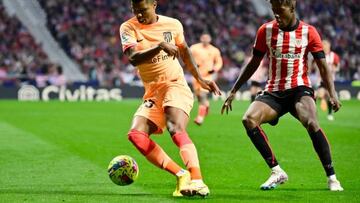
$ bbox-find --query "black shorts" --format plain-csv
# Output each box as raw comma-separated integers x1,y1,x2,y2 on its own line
250,81,261,87
318,82,326,88
255,86,315,123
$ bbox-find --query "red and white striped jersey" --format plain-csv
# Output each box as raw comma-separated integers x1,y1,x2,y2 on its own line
326,51,340,80
254,20,323,92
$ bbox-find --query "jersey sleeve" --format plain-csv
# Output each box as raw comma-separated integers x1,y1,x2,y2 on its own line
333,53,340,66
214,48,223,71
174,19,185,46
253,24,267,55
308,26,323,53
119,22,137,52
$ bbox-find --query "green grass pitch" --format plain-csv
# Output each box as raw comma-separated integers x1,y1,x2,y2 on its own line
0,100,359,202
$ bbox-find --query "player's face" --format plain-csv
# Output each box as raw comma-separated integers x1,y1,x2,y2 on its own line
271,3,295,29
131,1,157,25
200,34,211,45
322,41,331,54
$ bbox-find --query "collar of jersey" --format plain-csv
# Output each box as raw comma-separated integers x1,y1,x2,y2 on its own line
279,19,300,32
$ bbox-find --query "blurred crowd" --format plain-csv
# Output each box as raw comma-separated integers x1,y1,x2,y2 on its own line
0,4,66,87
1,0,359,88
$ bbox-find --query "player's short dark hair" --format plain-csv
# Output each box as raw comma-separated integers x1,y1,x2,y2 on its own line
131,0,154,4
269,0,295,6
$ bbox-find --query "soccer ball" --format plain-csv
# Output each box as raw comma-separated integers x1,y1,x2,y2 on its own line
108,155,139,186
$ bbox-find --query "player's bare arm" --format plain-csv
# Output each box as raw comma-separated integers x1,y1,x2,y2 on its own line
315,58,341,112
125,42,178,66
209,50,223,74
125,45,162,66
178,41,221,95
221,55,263,115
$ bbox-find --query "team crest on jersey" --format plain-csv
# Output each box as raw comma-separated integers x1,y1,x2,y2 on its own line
163,32,172,43
295,39,302,48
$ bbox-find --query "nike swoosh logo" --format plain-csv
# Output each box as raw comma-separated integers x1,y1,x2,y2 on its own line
137,39,143,42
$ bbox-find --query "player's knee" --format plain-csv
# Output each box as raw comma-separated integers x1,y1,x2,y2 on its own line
166,120,185,136
242,114,258,129
127,129,155,155
303,118,320,132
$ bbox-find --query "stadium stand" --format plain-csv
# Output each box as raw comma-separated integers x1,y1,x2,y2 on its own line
1,0,359,88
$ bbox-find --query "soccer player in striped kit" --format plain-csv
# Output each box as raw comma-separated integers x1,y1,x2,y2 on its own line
316,40,341,121
221,0,343,191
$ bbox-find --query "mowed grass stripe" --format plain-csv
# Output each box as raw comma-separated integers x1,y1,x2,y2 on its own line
0,100,359,202
0,122,166,203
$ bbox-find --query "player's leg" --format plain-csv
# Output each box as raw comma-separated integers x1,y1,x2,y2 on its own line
293,94,343,191
194,91,209,125
128,116,186,177
242,100,288,189
317,86,328,112
325,90,334,120
164,106,209,196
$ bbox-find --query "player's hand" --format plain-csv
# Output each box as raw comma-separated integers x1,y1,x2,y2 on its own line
221,92,236,115
159,42,179,59
329,96,341,112
198,79,221,96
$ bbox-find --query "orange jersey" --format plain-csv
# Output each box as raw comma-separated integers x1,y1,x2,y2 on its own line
120,15,185,84
190,43,222,79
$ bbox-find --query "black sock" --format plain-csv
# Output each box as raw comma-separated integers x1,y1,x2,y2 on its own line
327,100,333,115
251,95,256,102
309,129,335,176
247,127,278,168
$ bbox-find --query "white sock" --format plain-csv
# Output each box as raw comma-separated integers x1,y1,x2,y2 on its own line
328,174,337,181
191,179,203,184
271,165,282,172
176,169,186,177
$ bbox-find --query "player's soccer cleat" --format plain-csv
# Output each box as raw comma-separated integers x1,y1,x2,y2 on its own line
328,179,344,191
180,180,210,197
327,114,334,121
194,117,203,126
172,170,191,197
260,169,288,190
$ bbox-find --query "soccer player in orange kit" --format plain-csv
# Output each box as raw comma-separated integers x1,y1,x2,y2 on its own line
120,0,221,197
190,34,223,125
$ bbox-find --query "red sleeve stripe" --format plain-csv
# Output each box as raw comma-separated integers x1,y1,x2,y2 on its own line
122,43,137,52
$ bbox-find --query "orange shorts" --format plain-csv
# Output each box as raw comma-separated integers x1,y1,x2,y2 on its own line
192,75,212,95
134,79,194,134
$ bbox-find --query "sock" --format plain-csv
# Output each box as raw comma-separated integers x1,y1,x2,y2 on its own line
271,165,282,172
128,129,182,176
172,132,202,180
196,105,208,122
247,126,279,168
327,99,333,115
328,174,337,181
309,129,335,176
176,169,186,177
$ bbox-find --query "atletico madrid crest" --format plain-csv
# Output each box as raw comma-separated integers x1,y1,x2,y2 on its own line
163,32,172,43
